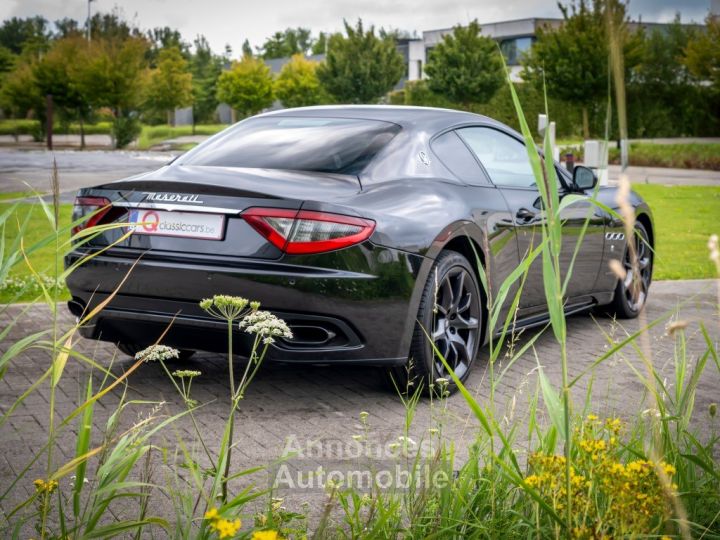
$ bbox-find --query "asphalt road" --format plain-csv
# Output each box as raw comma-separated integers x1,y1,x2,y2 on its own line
0,148,177,202
0,279,718,529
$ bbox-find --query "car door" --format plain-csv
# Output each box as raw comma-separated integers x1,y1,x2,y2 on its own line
456,126,605,311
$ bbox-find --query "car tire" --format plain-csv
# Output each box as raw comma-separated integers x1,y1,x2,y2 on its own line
608,221,652,319
116,342,196,361
386,250,483,395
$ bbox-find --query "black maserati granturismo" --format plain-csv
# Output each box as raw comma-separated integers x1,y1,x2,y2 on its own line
65,105,653,387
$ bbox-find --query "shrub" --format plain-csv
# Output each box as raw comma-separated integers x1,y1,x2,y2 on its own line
111,115,141,148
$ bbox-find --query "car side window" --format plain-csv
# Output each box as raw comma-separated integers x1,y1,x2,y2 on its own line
431,130,490,185
457,127,537,188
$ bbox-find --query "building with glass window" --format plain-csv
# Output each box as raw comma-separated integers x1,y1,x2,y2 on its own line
417,18,563,83
409,16,705,85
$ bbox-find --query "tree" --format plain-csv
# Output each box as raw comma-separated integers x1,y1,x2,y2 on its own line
145,46,193,125
274,54,326,108
75,36,150,147
424,20,504,109
0,16,50,55
316,19,404,104
685,14,720,93
147,26,189,66
86,11,139,42
33,37,92,147
216,55,274,120
0,61,45,139
311,32,329,55
54,18,82,39
522,0,639,138
627,17,705,137
190,36,223,125
0,45,15,79
260,27,313,59
241,39,253,58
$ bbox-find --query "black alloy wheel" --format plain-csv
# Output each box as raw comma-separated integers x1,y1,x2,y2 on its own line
430,264,482,380
387,250,483,395
610,221,652,318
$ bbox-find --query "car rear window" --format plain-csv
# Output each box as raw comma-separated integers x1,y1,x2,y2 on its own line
180,117,401,175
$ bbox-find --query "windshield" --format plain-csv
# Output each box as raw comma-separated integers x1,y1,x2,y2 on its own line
180,116,401,176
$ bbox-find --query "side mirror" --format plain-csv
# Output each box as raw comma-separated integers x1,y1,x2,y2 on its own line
572,165,597,191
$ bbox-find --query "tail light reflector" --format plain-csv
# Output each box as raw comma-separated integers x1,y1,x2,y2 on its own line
242,208,375,255
71,196,112,234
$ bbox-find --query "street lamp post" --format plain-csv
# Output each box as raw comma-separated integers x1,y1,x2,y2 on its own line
86,0,96,42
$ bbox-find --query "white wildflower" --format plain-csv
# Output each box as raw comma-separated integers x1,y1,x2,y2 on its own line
239,310,292,344
397,435,416,446
172,369,201,378
200,295,255,321
135,344,179,362
666,320,689,336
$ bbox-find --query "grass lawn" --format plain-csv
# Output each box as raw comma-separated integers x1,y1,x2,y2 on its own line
0,185,717,303
632,184,719,280
558,142,720,171
0,118,113,137
0,202,73,303
0,119,228,148
135,124,228,149
0,191,31,201
610,143,720,170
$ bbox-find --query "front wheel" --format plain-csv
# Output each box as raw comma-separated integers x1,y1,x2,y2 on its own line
608,221,652,319
386,250,483,395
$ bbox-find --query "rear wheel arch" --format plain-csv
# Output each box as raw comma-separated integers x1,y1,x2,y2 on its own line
440,236,489,348
636,212,654,251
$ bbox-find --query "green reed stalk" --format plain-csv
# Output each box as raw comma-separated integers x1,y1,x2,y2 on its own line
223,318,235,503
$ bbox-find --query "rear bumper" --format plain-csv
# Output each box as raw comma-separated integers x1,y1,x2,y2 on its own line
65,245,423,365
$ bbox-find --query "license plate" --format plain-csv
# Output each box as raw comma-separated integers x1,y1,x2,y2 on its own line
128,209,224,240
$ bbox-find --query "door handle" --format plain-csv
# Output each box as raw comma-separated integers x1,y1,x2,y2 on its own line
515,207,536,223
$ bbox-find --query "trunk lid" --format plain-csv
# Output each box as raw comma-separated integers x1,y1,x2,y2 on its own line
81,166,361,260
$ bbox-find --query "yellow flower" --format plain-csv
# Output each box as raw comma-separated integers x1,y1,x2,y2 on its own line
210,518,241,538
33,478,58,494
252,531,279,540
205,508,241,538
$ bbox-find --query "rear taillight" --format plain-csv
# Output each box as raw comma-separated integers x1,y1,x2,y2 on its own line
242,208,376,255
71,196,112,234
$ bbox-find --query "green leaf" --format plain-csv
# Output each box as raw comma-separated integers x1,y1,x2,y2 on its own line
537,364,566,441
73,377,94,518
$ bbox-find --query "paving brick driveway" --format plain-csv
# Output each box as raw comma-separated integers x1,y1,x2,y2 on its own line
0,279,718,528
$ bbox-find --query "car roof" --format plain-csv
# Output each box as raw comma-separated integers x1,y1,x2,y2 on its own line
259,105,504,132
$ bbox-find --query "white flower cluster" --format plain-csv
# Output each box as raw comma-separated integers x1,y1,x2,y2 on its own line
200,295,260,321
239,310,293,344
173,369,201,378
135,344,180,362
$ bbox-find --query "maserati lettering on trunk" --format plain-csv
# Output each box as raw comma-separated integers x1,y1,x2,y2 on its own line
142,192,203,204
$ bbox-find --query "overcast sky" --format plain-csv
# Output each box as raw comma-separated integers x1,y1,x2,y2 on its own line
1,0,711,56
